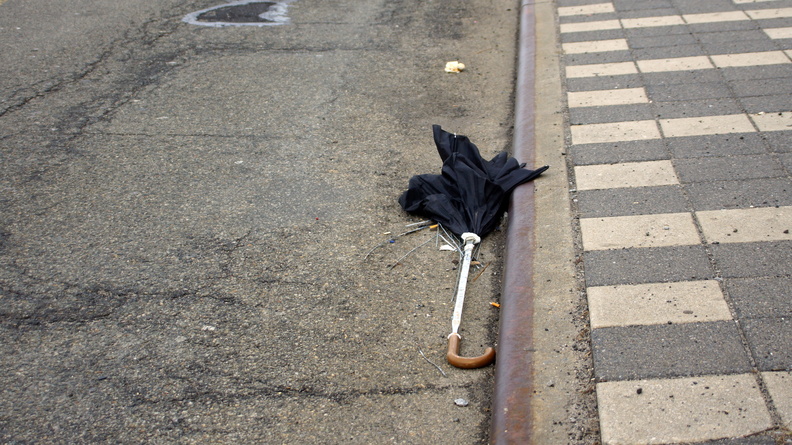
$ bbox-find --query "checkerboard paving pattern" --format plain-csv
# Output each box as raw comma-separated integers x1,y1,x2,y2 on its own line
555,0,792,443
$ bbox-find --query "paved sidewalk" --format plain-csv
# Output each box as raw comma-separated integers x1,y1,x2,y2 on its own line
555,0,792,443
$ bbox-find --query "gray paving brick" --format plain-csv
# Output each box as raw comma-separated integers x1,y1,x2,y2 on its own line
613,1,673,12
763,132,792,154
556,0,596,7
632,45,706,60
740,94,792,114
743,317,792,371
674,155,787,183
671,0,734,14
618,8,679,18
654,97,744,119
566,75,645,93
702,39,781,55
625,26,695,39
641,70,723,87
772,39,792,51
592,321,752,382
569,104,655,125
725,66,792,83
667,134,767,158
758,18,792,30
561,30,625,44
628,33,698,49
685,178,792,210
564,52,637,66
695,30,769,46
726,277,792,319
779,153,792,172
576,185,688,218
688,21,760,33
584,245,713,287
647,82,732,102
559,14,620,25
570,140,669,166
711,240,792,278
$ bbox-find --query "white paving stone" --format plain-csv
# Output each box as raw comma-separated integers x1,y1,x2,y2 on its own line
574,160,678,190
567,87,648,108
558,3,614,16
763,371,792,429
697,206,792,244
588,280,732,329
571,120,660,144
580,213,700,251
598,374,773,444
660,114,755,138
563,39,629,55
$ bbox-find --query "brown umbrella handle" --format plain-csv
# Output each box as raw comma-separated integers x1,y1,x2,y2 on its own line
446,333,496,369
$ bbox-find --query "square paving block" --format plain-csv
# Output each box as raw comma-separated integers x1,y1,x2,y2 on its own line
570,139,669,166
674,154,786,183
647,82,732,102
726,277,792,318
702,39,781,55
592,321,752,381
612,0,673,11
694,29,769,45
588,280,732,329
697,207,792,244
563,52,635,66
711,240,792,278
640,69,724,86
576,185,688,218
561,29,625,44
653,98,744,119
584,245,713,287
763,131,792,153
740,94,792,114
597,374,772,445
780,153,792,171
575,160,679,191
566,74,645,93
568,87,649,108
569,104,655,125
666,133,766,158
743,318,792,371
762,371,792,429
632,45,707,60
628,33,698,49
581,212,699,251
685,178,792,210
730,75,792,93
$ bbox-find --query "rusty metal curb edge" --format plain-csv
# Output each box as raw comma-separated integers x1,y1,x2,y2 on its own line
491,1,538,443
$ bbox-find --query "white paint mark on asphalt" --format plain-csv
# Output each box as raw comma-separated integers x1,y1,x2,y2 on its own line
182,0,295,27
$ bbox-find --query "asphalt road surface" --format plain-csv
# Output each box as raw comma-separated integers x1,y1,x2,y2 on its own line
0,0,521,442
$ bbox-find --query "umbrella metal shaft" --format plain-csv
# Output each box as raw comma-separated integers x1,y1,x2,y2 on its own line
451,233,480,336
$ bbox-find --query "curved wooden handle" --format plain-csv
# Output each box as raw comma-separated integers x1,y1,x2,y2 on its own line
446,334,496,369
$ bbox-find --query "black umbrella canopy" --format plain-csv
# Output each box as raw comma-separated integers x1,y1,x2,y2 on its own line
399,125,548,237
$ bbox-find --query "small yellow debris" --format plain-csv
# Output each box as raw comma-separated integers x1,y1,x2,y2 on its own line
444,61,465,73
490,302,500,308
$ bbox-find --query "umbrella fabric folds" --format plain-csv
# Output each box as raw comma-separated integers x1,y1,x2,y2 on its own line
399,125,548,238
399,125,548,368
